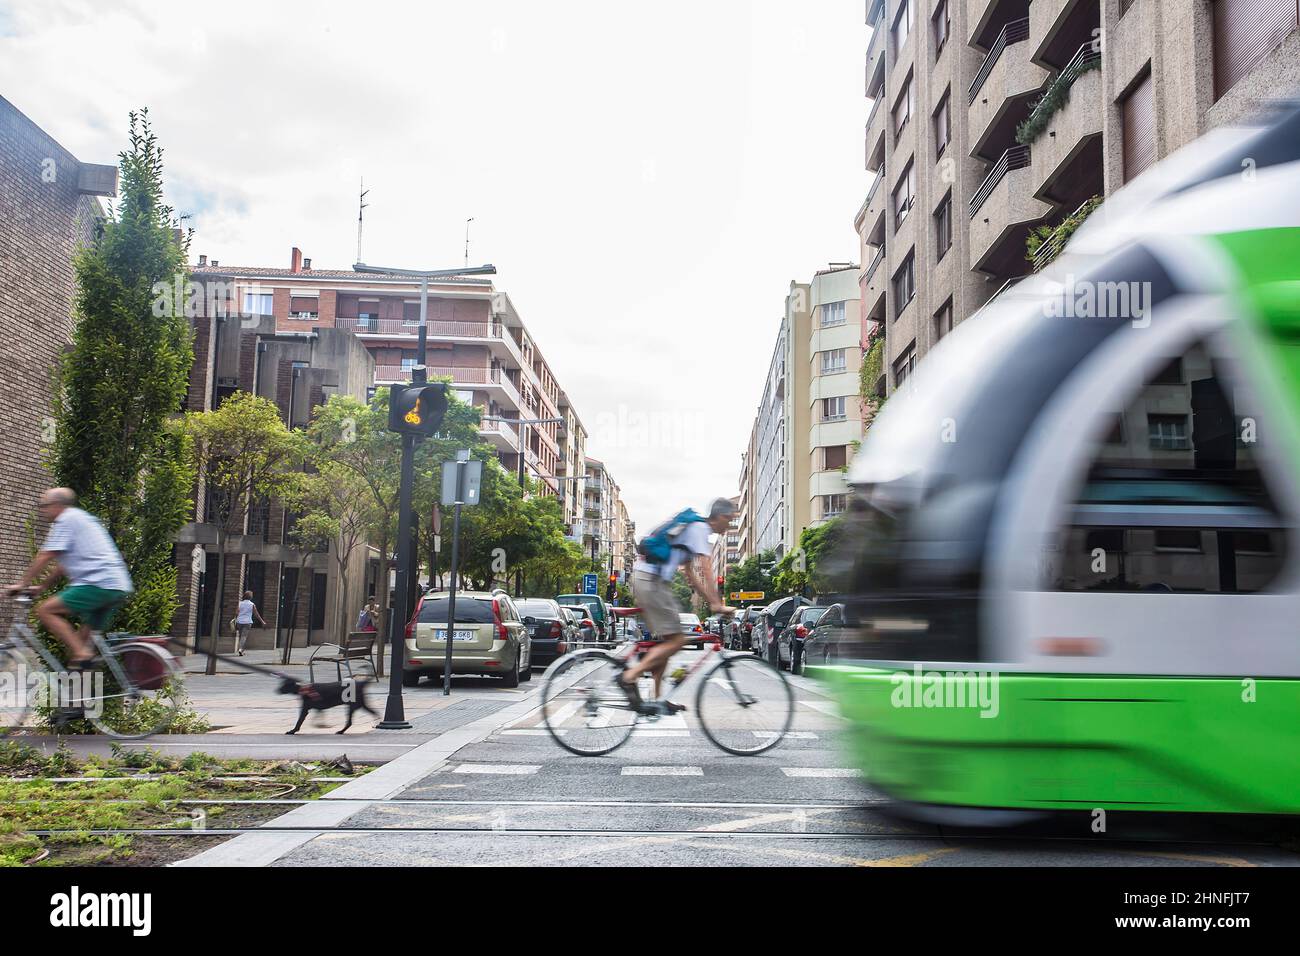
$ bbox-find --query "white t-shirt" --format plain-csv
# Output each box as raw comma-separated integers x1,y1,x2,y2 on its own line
42,507,133,592
237,600,256,625
634,519,713,581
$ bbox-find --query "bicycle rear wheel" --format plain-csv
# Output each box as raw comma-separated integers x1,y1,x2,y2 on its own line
695,655,794,755
89,642,182,739
0,644,46,734
541,650,638,756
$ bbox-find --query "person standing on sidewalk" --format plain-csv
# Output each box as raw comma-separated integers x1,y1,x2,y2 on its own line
234,591,266,656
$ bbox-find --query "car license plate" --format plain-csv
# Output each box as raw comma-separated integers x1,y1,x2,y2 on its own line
433,629,476,642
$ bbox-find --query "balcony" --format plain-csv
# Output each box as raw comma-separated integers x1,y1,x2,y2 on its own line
1031,0,1102,70
338,314,526,367
969,146,1051,277
478,417,519,452
1026,47,1104,208
968,18,1047,160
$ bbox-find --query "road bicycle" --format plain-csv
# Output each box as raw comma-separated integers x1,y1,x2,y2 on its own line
0,595,183,738
541,632,794,757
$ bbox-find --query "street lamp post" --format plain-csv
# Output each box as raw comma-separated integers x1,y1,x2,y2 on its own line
353,261,496,730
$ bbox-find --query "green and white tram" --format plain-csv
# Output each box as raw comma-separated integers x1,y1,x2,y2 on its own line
816,103,1300,820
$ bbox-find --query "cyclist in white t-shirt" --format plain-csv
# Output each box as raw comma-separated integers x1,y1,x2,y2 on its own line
620,497,737,707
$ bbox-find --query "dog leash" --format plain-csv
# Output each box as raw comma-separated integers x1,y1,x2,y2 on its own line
161,636,297,682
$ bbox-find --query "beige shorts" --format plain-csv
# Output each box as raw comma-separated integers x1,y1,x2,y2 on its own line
632,570,684,640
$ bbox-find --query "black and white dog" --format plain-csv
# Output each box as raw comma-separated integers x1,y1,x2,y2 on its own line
277,677,376,735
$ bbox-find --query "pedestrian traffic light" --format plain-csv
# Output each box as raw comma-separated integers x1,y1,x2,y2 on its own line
716,575,725,591
388,383,448,437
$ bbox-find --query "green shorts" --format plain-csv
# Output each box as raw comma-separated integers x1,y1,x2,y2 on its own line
57,586,128,630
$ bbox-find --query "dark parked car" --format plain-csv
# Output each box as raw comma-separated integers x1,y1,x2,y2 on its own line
731,608,762,651
559,604,598,645
778,605,828,671
555,593,615,643
799,602,848,674
516,598,575,668
754,595,813,666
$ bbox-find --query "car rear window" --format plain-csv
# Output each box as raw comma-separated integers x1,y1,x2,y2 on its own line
517,600,558,616
417,598,495,624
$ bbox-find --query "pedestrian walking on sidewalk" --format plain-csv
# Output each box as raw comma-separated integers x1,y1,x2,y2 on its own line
234,591,266,656
356,600,379,632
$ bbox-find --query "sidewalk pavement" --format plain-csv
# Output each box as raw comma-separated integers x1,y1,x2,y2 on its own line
11,649,541,763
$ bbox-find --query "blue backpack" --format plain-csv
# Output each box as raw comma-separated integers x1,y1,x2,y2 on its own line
636,508,706,565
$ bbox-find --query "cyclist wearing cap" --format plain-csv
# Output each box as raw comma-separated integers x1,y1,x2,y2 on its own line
619,497,737,708
5,487,134,668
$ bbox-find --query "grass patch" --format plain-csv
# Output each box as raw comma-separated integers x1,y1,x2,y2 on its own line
0,740,368,867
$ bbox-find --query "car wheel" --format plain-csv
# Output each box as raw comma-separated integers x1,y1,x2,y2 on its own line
500,650,521,688
402,670,421,688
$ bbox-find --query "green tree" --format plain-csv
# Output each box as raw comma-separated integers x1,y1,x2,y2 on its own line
724,549,775,600
183,393,306,674
50,108,195,634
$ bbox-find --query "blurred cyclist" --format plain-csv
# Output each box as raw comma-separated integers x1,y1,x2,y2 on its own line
620,497,737,707
5,487,134,668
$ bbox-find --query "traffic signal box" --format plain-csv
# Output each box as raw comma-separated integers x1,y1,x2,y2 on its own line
388,383,449,437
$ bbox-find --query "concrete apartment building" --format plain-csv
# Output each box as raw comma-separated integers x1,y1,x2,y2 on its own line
752,282,813,559
190,249,590,535
711,496,741,583
807,264,865,527
734,423,758,564
173,292,376,651
0,97,117,591
583,457,623,577
858,0,1300,392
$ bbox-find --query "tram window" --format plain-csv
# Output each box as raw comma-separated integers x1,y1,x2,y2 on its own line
1046,339,1289,593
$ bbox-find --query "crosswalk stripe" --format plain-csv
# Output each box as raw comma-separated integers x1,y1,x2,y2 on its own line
621,766,703,776
780,768,860,778
451,764,541,775
754,731,818,739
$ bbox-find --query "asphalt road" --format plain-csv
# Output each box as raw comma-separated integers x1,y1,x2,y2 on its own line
252,651,1300,868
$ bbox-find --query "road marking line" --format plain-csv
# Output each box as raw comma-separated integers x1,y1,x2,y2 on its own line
451,764,541,775
780,768,860,778
621,766,703,776
1120,850,1258,868
631,730,690,737
695,808,840,832
754,731,818,739
796,700,843,718
499,729,565,736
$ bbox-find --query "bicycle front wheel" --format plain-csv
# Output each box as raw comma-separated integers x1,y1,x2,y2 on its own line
89,643,182,739
541,650,638,757
695,655,794,755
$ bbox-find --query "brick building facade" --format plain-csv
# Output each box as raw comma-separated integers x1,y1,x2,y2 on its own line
0,96,116,590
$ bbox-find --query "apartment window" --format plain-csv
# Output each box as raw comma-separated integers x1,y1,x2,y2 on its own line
820,349,847,374
1148,414,1190,451
933,0,950,54
933,90,951,157
892,0,914,54
821,300,847,327
822,396,847,422
892,73,914,138
403,301,421,325
893,159,915,228
893,346,916,388
823,445,848,470
934,191,952,260
1213,0,1298,100
289,295,319,320
892,251,916,318
242,292,273,316
934,298,953,342
822,494,848,518
1121,69,1156,183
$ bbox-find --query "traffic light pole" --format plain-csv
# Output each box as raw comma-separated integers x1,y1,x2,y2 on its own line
378,431,416,729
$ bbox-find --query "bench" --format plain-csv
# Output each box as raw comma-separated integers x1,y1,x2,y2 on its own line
308,632,378,683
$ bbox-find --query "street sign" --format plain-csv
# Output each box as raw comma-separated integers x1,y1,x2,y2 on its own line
583,573,599,595
441,458,483,506
730,591,765,601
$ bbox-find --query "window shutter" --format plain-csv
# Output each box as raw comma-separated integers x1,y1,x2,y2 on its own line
1121,70,1155,183
290,296,318,312
1214,0,1298,100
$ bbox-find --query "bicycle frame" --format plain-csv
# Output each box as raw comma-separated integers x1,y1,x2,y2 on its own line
613,635,735,704
4,610,150,707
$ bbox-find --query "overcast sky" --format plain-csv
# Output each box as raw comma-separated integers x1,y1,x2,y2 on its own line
1,0,869,532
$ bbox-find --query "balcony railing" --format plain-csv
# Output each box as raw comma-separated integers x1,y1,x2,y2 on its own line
968,17,1030,104
863,248,885,284
336,316,494,337
374,364,497,385
1030,196,1103,272
969,144,1031,218
478,418,519,444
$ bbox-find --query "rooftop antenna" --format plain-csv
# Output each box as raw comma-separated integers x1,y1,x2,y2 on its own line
356,178,370,265
464,217,474,268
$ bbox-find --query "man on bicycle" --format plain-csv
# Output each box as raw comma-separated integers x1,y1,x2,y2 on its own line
5,488,133,668
618,497,737,708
